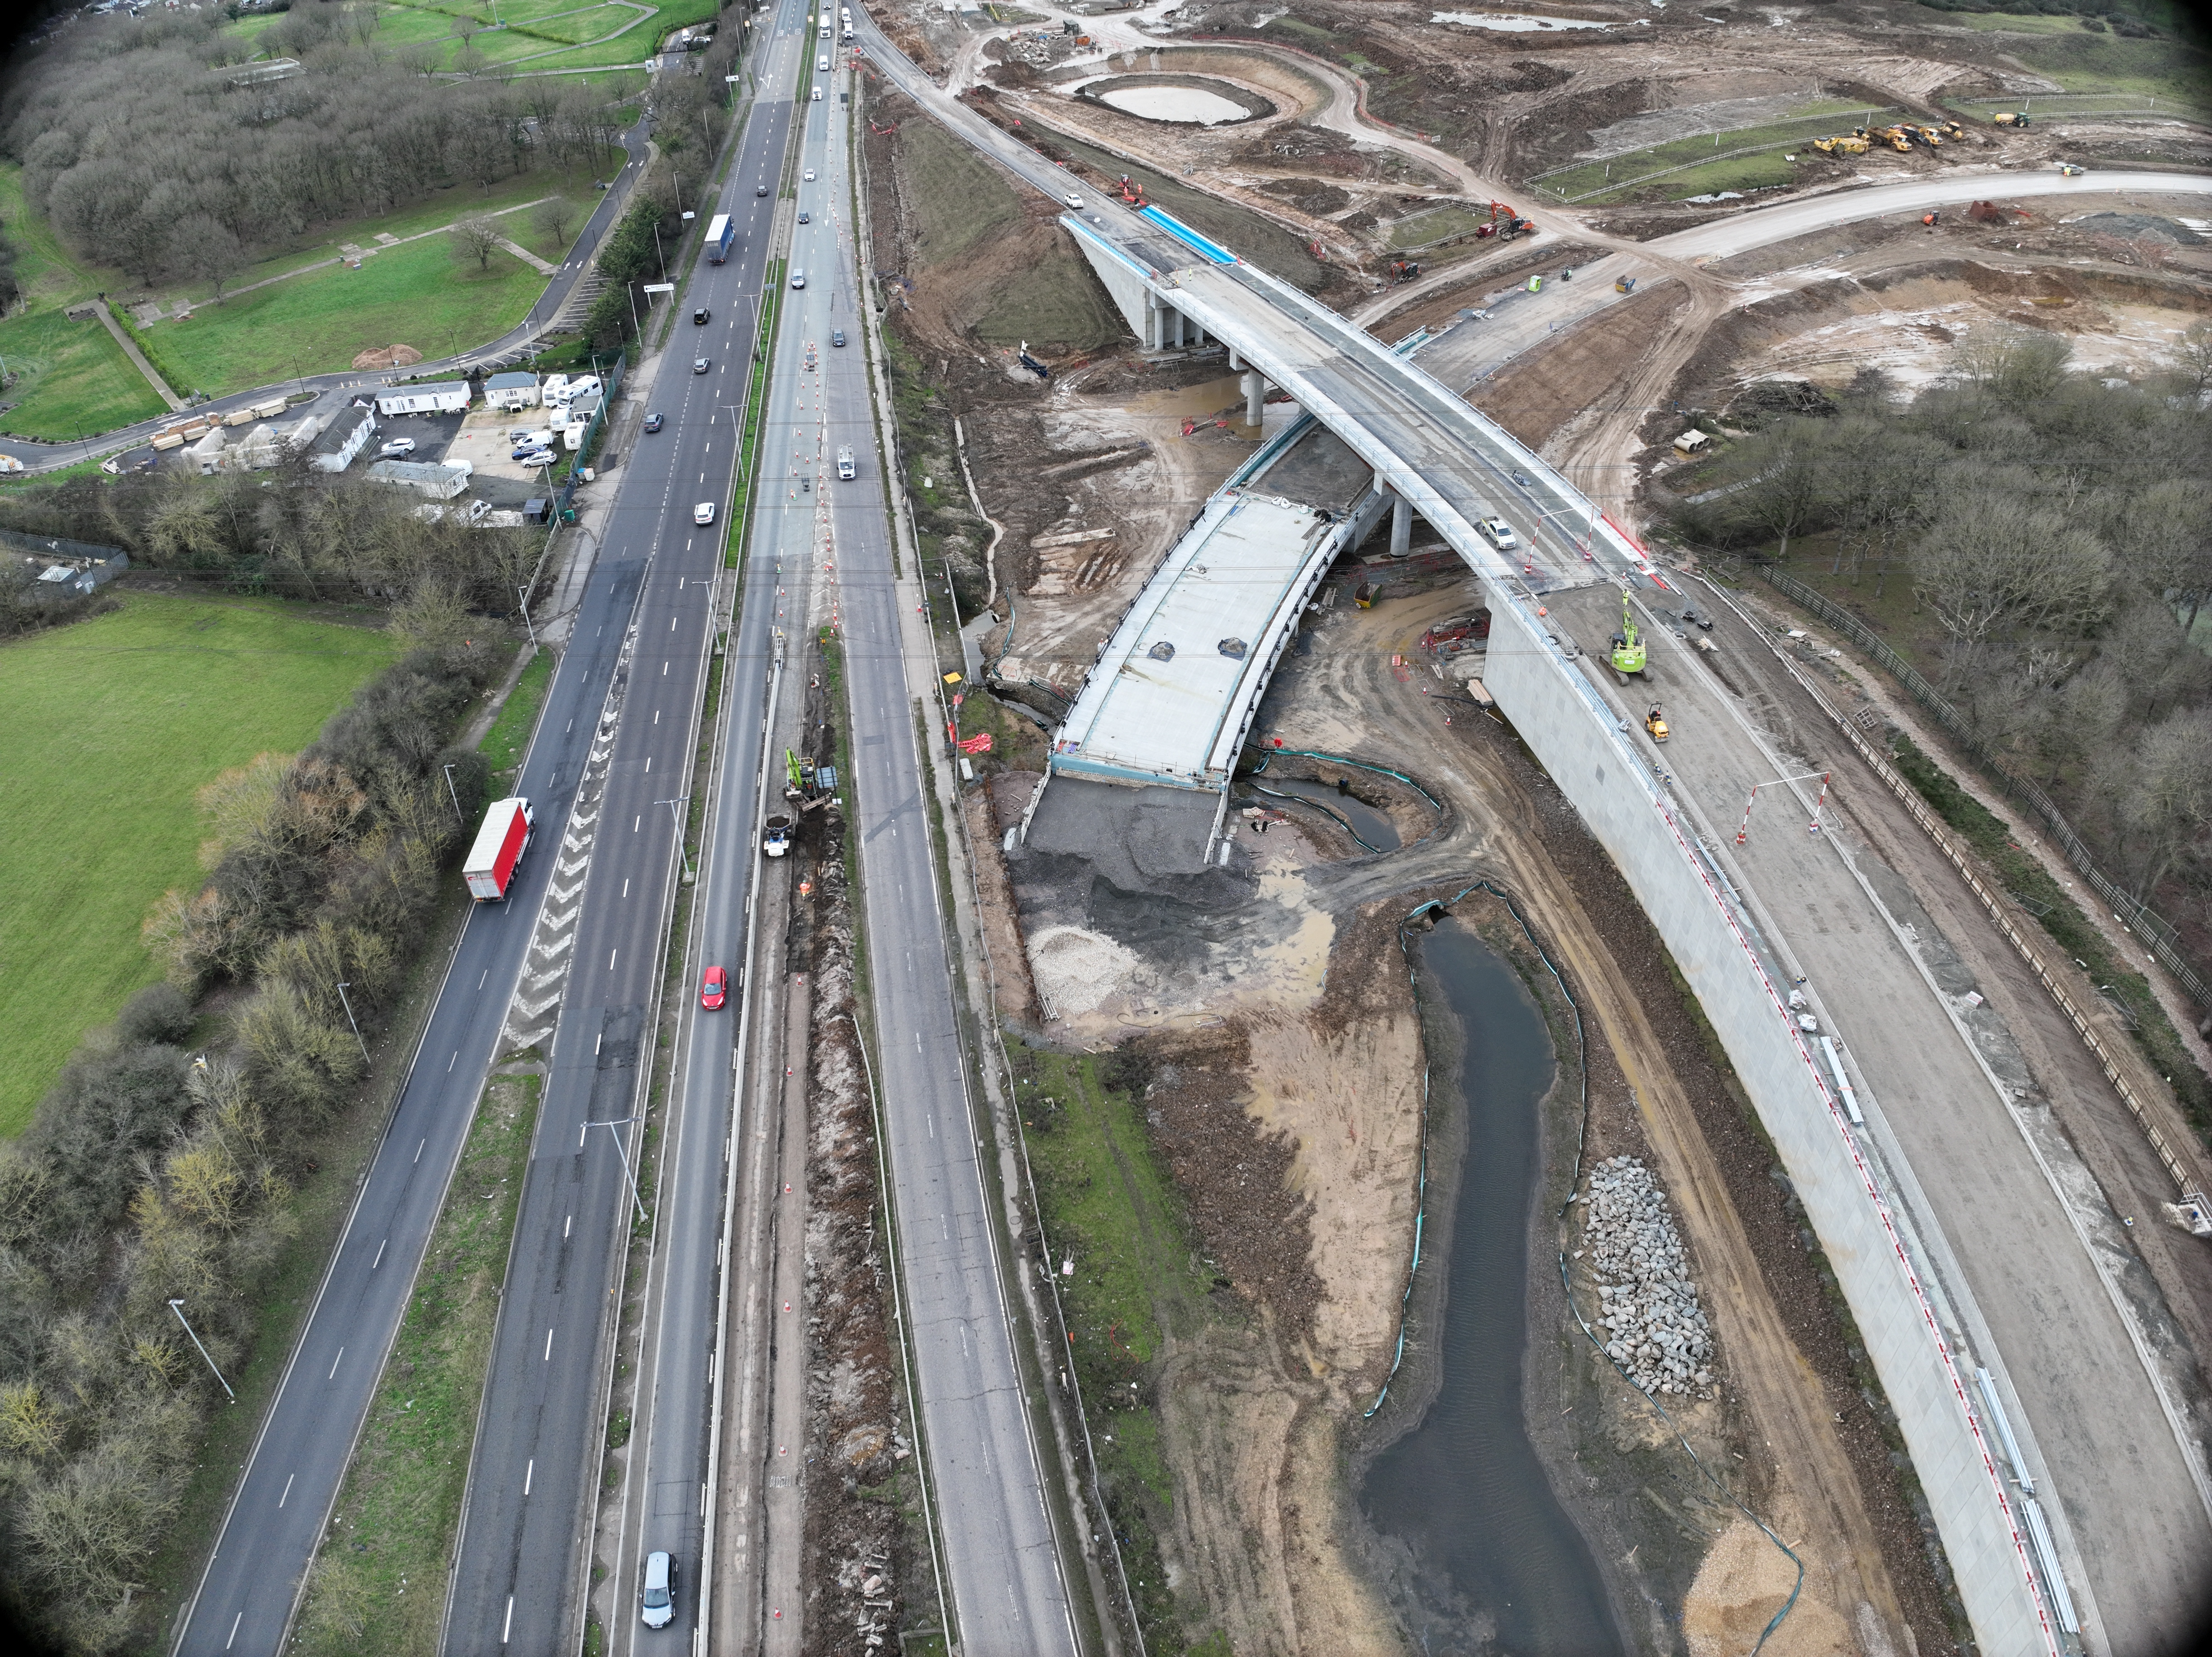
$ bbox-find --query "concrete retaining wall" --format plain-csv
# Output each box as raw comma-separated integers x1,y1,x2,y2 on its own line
1481,590,2056,1657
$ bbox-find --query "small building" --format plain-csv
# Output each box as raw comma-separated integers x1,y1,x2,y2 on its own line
1672,428,1711,457
484,371,541,411
6,529,128,596
190,426,227,474
375,381,473,418
308,406,377,473
366,458,473,499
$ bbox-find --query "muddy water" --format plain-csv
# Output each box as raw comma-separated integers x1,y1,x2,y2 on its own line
1096,83,1253,124
1361,921,1622,1655
1253,776,1402,851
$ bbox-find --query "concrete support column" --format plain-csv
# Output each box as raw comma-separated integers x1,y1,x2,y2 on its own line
1390,488,1412,559
1146,296,1164,353
1228,347,1243,372
1244,369,1265,427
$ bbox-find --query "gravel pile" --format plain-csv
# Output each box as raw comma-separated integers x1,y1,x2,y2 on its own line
1579,1155,1715,1396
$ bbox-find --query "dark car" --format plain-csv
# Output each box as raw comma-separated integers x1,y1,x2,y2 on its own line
644,412,664,433
797,210,809,224
700,966,728,1010
755,183,770,196
830,329,845,347
693,306,710,324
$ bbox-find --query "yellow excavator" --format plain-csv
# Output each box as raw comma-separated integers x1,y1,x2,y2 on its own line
1610,589,1646,676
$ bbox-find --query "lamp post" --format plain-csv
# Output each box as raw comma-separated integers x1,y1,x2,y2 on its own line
168,1300,236,1401
336,981,370,1068
656,795,694,881
442,761,465,825
517,584,539,649
582,1116,648,1224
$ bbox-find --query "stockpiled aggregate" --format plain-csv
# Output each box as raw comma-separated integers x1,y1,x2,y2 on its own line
1581,1154,1716,1396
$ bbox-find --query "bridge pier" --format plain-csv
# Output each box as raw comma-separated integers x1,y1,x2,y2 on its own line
1243,369,1265,427
1389,487,1412,558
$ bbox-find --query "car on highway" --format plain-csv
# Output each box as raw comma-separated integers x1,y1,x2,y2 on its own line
789,268,806,289
1065,192,1083,209
797,210,809,224
379,437,416,457
641,1550,676,1628
693,306,710,324
756,182,770,196
644,412,664,433
810,86,821,101
699,966,727,1010
1475,516,1519,552
830,328,844,347
693,501,716,526
804,167,817,180
693,356,711,373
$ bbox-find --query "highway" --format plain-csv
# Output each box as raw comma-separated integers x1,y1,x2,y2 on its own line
436,7,814,1655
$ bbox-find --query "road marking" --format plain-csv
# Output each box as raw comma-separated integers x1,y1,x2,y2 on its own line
278,1474,294,1508
636,816,642,832
646,756,652,773
449,1050,458,1071
565,1213,572,1238
226,1613,242,1649
524,1459,534,1496
671,614,679,631
328,1347,344,1380
623,878,631,897
610,949,619,970
415,1139,425,1163
503,1595,514,1644
372,1238,386,1270
478,969,488,990
654,709,661,724
663,661,669,676
544,1327,555,1361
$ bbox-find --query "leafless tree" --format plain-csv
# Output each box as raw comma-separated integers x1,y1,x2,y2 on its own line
170,214,245,302
530,193,576,250
450,214,506,274
1911,493,2111,647
1951,325,2072,410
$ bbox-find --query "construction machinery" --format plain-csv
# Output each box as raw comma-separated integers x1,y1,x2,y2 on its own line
1645,703,1670,743
1992,110,2031,129
1811,133,1871,156
1937,119,1966,140
1614,274,1637,294
1475,200,1537,241
1860,125,1914,153
1610,589,1646,676
1388,259,1422,283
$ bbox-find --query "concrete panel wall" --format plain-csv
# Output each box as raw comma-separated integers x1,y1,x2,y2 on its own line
1481,594,2057,1657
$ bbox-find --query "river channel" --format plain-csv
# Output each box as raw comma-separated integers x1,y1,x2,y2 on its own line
1360,919,1623,1655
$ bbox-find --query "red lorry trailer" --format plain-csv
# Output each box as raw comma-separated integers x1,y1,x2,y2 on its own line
464,797,535,901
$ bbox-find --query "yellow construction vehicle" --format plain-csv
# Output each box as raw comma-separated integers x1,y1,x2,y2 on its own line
1992,111,2031,129
1610,590,1646,676
1646,703,1670,743
1937,119,1966,140
1811,134,1870,156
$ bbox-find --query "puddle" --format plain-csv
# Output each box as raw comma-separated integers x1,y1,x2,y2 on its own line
1126,373,1249,419
1096,83,1255,124
1253,775,1402,852
1431,10,1633,28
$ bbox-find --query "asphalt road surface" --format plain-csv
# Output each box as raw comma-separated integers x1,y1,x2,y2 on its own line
436,15,811,1657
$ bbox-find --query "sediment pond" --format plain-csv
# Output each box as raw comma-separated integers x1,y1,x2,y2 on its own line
1360,919,1623,1655
1251,774,1403,851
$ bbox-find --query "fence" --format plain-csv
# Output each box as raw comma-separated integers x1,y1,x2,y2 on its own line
1528,110,1896,205
1757,564,2209,1012
555,348,627,515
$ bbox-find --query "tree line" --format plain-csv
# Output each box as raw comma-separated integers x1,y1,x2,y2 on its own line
0,622,499,1653
0,454,545,614
0,3,634,290
1675,326,2212,914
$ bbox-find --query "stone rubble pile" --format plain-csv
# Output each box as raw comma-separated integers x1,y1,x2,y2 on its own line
1579,1155,1716,1396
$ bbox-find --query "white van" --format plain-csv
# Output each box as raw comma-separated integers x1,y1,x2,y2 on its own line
817,54,829,70
810,86,822,101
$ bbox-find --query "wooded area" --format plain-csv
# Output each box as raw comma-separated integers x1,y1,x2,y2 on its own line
1,4,631,286
1678,328,2212,929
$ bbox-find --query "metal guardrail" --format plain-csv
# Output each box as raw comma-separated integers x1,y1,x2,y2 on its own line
1756,564,2210,1013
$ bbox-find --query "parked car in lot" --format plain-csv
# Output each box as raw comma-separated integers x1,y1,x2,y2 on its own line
1475,516,1519,552
830,329,844,347
379,437,416,457
515,448,554,467
699,966,727,1010
644,412,664,433
693,501,715,525
693,357,711,374
693,306,710,324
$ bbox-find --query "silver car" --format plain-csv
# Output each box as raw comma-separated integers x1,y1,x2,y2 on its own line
641,1550,675,1629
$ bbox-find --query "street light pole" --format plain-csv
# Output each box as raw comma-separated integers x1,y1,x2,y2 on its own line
656,795,694,881
442,761,466,825
582,1116,648,1224
168,1300,236,1401
335,981,370,1069
517,584,539,649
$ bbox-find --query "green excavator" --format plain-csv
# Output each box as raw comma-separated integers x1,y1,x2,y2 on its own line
1610,589,1646,676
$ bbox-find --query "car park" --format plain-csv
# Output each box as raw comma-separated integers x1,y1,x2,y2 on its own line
693,357,711,373
516,448,554,467
1475,516,1519,552
830,329,844,347
641,1551,676,1629
644,412,664,433
694,501,715,526
693,306,710,324
699,966,727,1010
379,438,416,457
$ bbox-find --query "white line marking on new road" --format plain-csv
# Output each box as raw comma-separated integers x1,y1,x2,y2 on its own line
278,1474,294,1507
372,1238,386,1270
565,1214,572,1238
525,1459,534,1496
449,1050,458,1071
327,1348,344,1380
544,1328,555,1362
226,1612,242,1649
503,1595,514,1644
415,1139,425,1164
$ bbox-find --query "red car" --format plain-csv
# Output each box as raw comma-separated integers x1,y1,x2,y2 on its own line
700,965,728,1010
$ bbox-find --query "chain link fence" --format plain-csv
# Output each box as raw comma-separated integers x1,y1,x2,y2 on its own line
1757,563,2209,1011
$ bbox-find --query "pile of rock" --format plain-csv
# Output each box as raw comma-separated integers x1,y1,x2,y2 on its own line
1579,1155,1715,1396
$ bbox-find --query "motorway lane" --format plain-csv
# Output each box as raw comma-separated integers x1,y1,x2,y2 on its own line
597,3,822,1651
436,24,807,1657
817,51,1081,1656
171,568,644,1657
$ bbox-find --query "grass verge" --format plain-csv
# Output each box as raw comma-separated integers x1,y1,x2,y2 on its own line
0,307,169,440
479,646,556,784
1533,102,1895,204
0,593,395,1138
290,1071,543,1655
726,256,786,567
1011,1046,1218,1655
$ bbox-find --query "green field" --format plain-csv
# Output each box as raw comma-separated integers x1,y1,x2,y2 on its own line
0,594,396,1138
365,0,715,70
0,309,168,441
476,646,553,782
150,233,543,398
1535,101,1893,204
